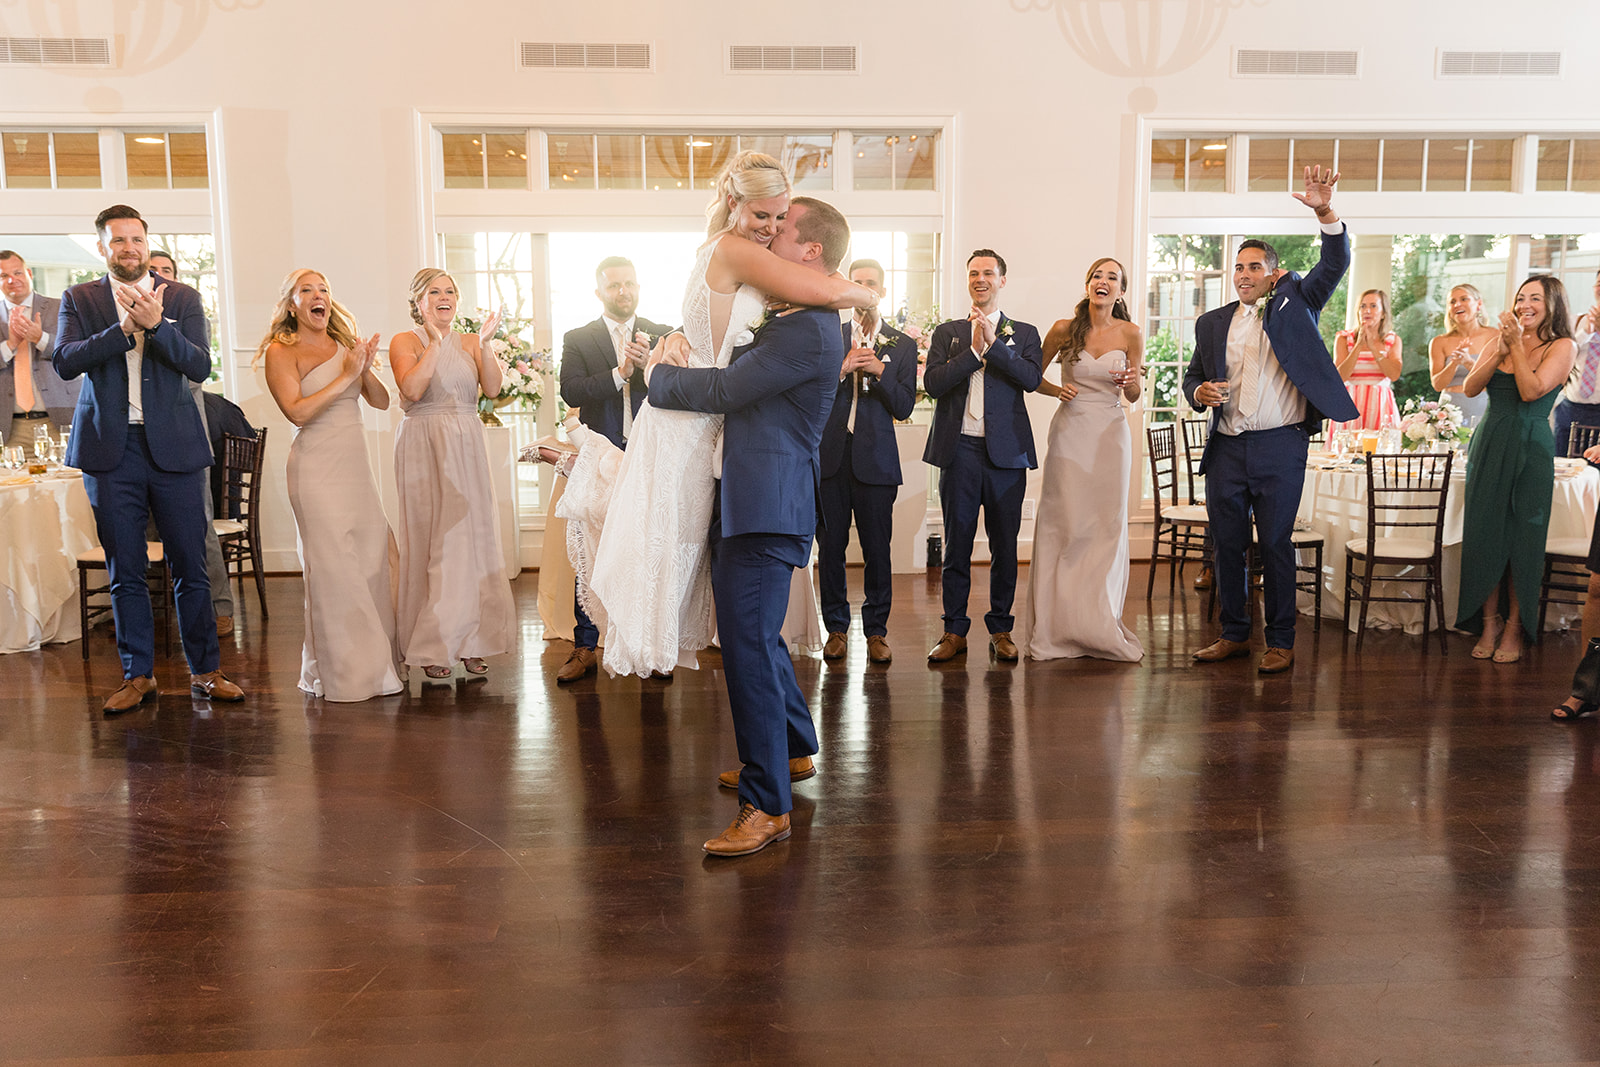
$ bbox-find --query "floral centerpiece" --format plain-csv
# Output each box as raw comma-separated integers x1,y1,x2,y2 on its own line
1399,398,1468,451
454,308,552,425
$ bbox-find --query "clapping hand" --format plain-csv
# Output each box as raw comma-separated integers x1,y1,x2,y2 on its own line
1497,309,1522,348
969,308,996,353
114,282,167,333
621,331,651,372
1292,165,1340,215
477,309,501,349
344,333,381,378
6,308,28,349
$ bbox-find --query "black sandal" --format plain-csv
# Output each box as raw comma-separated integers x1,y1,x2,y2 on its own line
1551,701,1597,722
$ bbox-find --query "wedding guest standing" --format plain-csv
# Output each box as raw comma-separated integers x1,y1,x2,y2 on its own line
1550,269,1600,456
1429,284,1497,427
260,269,402,701
390,268,516,680
554,256,670,683
1021,257,1143,662
1,249,76,447
54,205,243,711
1330,289,1401,433
1183,167,1355,675
816,258,918,664
923,249,1043,664
1458,275,1576,664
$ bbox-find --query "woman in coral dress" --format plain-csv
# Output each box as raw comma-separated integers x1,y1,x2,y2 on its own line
1330,289,1402,433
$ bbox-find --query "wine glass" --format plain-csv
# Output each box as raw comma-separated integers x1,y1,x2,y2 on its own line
1108,352,1129,409
33,424,51,462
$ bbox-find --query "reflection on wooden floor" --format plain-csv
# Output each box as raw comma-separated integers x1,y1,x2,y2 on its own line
3,565,1600,1064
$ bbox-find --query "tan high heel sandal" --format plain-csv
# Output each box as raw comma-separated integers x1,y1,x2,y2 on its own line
1471,614,1504,660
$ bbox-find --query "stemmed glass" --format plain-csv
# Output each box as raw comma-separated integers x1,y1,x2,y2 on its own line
33,424,51,463
1107,352,1130,410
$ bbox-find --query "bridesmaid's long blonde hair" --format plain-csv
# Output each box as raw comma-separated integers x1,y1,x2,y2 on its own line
704,150,791,239
253,268,361,365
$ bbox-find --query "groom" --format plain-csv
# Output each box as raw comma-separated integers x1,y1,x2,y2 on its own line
646,196,850,856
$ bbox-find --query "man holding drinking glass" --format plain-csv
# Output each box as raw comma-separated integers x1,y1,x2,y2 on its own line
1181,166,1358,675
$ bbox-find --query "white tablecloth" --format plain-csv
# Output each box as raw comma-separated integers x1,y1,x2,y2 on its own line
0,474,99,652
1297,461,1599,633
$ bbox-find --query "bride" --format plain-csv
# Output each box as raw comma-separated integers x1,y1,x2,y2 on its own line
554,151,876,677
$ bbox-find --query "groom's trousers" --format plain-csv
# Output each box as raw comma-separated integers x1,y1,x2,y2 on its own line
709,510,819,817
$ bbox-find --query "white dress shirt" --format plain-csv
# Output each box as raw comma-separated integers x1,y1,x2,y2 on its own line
115,274,156,424
846,312,879,434
961,309,1003,438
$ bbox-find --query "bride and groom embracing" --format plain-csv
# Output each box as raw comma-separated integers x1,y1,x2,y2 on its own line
552,151,876,855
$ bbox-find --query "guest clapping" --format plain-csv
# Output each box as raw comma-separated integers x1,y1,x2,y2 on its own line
1551,269,1600,457
1330,289,1401,433
1458,275,1577,663
389,269,516,680
1429,284,1496,427
259,269,402,701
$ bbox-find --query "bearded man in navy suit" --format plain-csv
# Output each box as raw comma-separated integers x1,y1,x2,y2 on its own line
54,205,245,712
646,196,850,857
1183,166,1358,675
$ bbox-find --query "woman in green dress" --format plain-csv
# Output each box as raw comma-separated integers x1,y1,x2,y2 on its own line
1458,275,1577,663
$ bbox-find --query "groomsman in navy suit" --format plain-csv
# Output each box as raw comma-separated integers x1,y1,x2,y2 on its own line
922,250,1043,664
555,256,670,682
816,258,919,664
646,196,850,856
54,205,244,712
1183,166,1357,675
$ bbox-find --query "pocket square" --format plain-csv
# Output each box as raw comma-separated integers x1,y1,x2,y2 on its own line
1277,296,1288,311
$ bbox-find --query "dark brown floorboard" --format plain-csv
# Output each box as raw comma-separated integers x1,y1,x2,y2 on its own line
3,566,1600,1065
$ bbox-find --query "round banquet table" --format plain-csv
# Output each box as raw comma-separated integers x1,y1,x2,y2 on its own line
0,473,99,653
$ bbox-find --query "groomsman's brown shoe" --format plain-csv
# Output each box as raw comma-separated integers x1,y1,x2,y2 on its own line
990,632,1019,661
557,646,597,683
1193,566,1214,591
822,632,848,660
1258,647,1295,674
866,635,892,663
215,615,234,637
927,633,967,662
717,755,816,790
1192,638,1252,663
703,804,791,856
190,670,245,702
103,676,158,714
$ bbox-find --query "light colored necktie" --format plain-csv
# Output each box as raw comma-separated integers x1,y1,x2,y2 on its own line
965,323,984,421
10,303,35,412
1579,335,1600,398
848,320,865,433
1238,314,1263,421
615,323,632,440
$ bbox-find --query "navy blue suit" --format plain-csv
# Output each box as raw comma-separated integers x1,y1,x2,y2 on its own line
817,319,917,638
1181,225,1357,649
650,307,843,816
558,314,669,648
55,273,219,679
921,314,1043,637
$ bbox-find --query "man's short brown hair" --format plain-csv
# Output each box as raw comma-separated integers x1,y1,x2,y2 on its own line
789,197,851,273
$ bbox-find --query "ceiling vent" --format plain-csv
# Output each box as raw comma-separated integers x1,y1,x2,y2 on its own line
0,36,112,66
727,45,857,74
520,42,653,71
1234,49,1359,78
1438,50,1561,78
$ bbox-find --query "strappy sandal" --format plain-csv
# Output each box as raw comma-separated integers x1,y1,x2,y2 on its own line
462,657,489,675
1471,614,1504,660
1552,700,1597,722
422,664,452,679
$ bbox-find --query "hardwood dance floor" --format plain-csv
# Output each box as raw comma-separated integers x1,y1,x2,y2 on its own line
4,566,1600,1065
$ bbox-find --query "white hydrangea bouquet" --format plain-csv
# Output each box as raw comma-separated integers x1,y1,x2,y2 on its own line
1399,398,1468,451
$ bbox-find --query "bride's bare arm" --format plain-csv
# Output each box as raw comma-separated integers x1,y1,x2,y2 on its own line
712,236,877,310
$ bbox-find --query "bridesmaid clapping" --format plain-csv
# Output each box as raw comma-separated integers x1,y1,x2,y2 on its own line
258,269,403,701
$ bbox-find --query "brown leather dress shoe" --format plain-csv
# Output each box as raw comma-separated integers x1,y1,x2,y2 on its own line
1193,566,1214,591
104,676,158,714
822,632,847,660
866,634,892,663
216,615,234,637
1192,638,1252,663
190,670,245,701
990,631,1019,661
1258,647,1295,674
718,755,816,790
703,803,791,856
928,632,967,662
557,646,597,683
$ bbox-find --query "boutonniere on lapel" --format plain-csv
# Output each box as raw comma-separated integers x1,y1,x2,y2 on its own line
999,320,1015,341
730,309,771,350
1254,282,1281,325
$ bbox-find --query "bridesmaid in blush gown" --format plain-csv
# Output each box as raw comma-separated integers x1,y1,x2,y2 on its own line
259,269,402,701
1019,257,1144,662
389,269,516,679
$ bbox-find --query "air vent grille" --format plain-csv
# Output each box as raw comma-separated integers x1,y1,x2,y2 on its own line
1235,49,1359,78
520,42,653,71
0,36,112,66
1439,50,1560,78
727,45,857,74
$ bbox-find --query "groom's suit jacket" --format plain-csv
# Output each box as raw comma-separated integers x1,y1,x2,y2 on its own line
647,307,845,541
559,314,672,449
1181,225,1358,472
54,272,213,473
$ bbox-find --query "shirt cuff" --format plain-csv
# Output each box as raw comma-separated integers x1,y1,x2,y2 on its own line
38,330,50,351
612,368,626,390
643,364,654,388
1320,221,1345,235
0,340,12,363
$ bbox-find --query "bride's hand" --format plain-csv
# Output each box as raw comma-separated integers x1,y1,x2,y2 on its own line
650,332,691,369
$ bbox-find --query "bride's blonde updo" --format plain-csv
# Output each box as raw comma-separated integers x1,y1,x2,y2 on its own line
408,267,455,326
704,150,791,238
252,267,361,365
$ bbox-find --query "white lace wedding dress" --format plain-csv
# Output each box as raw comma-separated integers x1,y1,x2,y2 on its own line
558,239,767,677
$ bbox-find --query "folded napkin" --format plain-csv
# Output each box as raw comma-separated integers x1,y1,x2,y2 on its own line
0,471,35,487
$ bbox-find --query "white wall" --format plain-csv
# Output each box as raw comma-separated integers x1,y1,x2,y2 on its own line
4,0,1599,569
